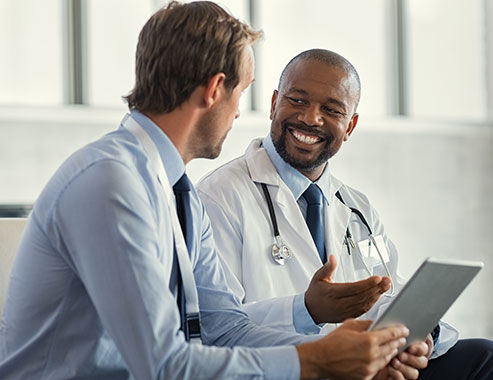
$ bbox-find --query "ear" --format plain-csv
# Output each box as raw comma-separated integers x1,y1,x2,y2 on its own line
269,90,279,120
344,113,359,141
203,72,227,108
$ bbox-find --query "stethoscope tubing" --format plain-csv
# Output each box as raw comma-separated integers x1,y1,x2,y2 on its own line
336,191,395,296
261,183,281,238
261,182,395,296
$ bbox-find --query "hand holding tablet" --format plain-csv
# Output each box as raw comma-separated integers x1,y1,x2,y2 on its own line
369,257,483,352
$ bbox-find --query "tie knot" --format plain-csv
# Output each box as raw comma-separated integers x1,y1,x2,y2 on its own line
173,173,192,193
302,183,323,205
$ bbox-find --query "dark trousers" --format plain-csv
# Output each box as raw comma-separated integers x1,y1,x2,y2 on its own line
419,339,493,379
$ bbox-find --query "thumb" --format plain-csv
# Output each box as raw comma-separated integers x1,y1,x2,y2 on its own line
312,254,337,282
339,319,373,332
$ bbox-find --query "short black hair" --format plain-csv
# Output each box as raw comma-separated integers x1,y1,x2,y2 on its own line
278,48,361,110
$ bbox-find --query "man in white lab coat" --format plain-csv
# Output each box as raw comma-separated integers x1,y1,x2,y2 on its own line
197,49,493,379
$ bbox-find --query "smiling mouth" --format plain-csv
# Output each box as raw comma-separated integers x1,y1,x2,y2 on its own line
288,127,324,145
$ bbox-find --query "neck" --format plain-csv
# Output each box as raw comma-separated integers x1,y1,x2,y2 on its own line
299,163,327,182
145,105,199,165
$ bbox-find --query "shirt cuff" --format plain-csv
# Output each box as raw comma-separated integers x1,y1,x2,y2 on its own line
259,345,300,380
431,324,440,346
292,293,323,334
430,320,459,359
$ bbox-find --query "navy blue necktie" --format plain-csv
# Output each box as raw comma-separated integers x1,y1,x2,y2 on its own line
302,184,326,263
172,174,193,338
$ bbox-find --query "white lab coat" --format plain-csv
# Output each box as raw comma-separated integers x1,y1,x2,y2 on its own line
197,138,457,357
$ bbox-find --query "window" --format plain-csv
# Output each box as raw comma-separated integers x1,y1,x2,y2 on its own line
407,0,485,120
0,0,63,106
0,0,490,122
255,0,388,118
86,0,154,108
86,0,250,109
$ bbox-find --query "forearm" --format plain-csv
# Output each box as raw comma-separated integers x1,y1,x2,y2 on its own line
199,292,319,349
297,342,323,380
156,343,300,380
237,293,321,335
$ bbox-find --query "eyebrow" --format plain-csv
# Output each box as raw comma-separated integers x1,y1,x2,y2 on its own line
285,87,348,112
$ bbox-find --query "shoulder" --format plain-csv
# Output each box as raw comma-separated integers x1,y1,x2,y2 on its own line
337,181,371,208
196,154,266,225
196,154,251,198
331,174,373,210
35,129,152,221
332,175,382,225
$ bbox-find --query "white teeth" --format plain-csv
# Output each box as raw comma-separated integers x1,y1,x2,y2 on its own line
291,130,320,145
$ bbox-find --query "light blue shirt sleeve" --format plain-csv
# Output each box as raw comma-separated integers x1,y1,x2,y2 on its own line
292,294,324,334
0,120,314,379
59,161,303,379
57,160,305,378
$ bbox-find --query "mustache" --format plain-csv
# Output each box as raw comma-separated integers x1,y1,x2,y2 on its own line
281,121,330,140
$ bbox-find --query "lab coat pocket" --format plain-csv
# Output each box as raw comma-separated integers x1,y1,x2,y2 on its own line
353,235,390,276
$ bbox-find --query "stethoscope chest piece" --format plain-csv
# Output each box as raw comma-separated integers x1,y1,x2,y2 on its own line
260,183,293,265
271,236,292,265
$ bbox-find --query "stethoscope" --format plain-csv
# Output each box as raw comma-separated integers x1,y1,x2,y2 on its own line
261,183,395,296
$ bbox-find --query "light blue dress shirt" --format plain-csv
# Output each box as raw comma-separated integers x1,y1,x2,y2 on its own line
263,134,331,214
0,111,312,379
263,134,331,326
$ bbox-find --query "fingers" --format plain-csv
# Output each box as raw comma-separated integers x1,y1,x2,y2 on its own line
311,254,337,282
379,276,392,293
423,334,434,358
372,325,409,346
396,351,428,370
329,276,385,298
367,343,401,377
378,336,406,361
388,347,428,380
387,366,406,380
406,341,428,357
332,281,390,318
352,275,384,288
327,253,337,272
341,284,387,312
334,323,409,379
391,358,421,379
368,340,405,379
372,368,390,380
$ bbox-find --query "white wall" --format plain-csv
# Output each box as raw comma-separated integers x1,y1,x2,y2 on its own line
191,115,493,340
1,106,492,339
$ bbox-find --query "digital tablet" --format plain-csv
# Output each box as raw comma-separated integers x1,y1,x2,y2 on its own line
369,257,483,351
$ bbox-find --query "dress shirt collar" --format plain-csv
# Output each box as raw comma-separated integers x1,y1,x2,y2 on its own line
263,133,331,203
129,110,185,186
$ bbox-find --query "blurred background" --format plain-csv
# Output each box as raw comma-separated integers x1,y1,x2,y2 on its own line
0,0,491,339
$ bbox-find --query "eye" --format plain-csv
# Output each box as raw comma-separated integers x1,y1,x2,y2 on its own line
286,96,306,105
322,105,343,116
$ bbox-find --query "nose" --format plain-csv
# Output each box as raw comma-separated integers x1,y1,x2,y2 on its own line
297,105,323,127
235,108,240,119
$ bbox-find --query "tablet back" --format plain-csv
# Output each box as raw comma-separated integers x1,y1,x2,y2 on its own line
370,257,483,350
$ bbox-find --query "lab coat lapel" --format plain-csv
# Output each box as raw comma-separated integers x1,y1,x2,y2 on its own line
272,182,325,268
325,177,352,282
245,139,279,186
245,139,323,269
